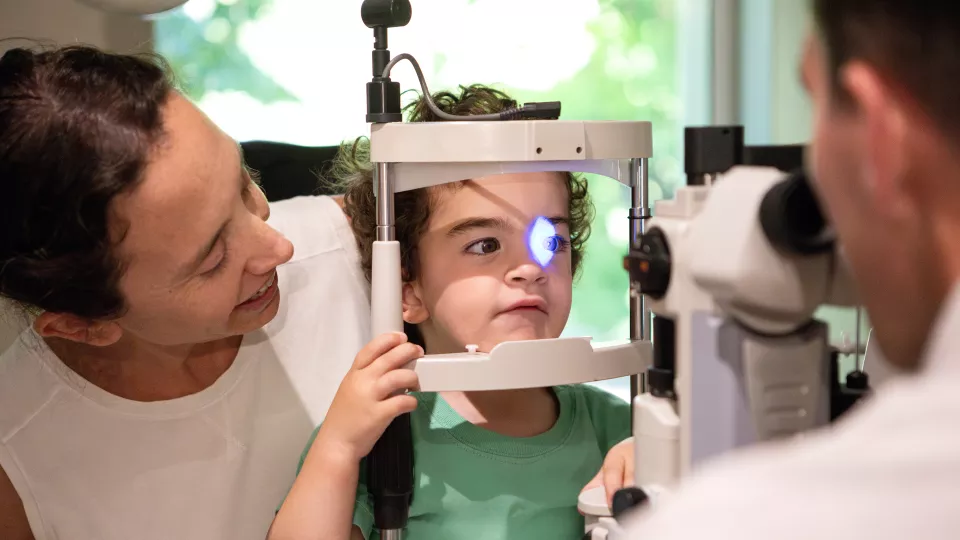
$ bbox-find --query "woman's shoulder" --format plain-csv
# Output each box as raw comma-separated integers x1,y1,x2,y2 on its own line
0,332,64,443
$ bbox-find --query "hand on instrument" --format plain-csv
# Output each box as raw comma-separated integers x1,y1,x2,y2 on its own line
581,438,636,508
313,332,423,463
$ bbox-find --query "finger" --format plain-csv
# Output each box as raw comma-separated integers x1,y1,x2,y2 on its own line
624,456,635,489
381,394,419,418
367,342,424,376
353,332,408,369
603,457,626,507
376,369,420,399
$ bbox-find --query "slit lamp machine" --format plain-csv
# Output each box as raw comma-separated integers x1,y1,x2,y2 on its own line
357,1,876,539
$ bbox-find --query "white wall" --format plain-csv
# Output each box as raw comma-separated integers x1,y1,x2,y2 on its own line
1,0,153,353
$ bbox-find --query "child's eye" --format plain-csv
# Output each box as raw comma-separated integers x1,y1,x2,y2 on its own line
465,237,501,255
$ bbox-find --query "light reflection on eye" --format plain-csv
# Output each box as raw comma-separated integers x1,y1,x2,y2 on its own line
528,216,558,267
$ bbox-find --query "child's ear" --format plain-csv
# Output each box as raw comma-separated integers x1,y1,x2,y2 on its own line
402,282,429,324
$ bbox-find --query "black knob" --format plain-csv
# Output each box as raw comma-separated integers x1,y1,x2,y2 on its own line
612,487,649,519
845,370,870,391
624,227,671,299
361,0,412,28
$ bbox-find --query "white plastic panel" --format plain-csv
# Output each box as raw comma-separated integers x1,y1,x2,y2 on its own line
686,166,836,335
390,158,634,193
370,120,652,163
413,337,652,392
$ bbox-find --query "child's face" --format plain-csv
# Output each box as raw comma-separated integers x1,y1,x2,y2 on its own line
402,172,574,354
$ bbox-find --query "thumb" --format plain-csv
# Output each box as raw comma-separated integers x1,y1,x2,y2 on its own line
603,454,627,507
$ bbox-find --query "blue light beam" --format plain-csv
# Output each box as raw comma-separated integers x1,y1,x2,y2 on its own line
528,216,560,268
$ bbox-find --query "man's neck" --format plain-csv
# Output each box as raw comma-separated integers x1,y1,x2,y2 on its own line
48,333,243,402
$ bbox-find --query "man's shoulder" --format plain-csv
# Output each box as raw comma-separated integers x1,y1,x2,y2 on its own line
620,375,960,539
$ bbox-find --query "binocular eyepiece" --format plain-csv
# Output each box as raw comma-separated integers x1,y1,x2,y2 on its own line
759,169,836,256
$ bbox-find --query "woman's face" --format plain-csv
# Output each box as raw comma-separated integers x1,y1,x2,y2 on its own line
108,93,294,346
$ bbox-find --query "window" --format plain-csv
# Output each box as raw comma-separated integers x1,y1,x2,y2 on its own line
155,0,693,401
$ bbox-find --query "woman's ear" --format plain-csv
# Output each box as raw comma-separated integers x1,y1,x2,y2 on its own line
402,282,429,324
34,313,122,346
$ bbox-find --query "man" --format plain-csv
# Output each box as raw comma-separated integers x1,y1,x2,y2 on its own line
622,1,960,538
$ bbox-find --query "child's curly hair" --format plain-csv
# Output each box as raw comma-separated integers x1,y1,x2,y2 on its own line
330,85,595,293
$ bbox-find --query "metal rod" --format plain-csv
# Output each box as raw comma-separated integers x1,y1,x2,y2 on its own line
380,530,402,540
629,157,652,398
855,306,863,371
376,162,395,241
372,160,406,540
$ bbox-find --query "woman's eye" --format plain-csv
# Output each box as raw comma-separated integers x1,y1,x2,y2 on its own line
465,237,501,255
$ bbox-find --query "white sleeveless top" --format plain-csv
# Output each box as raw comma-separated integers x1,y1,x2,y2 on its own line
0,195,371,540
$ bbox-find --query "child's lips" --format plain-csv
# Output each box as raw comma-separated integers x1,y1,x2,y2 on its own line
499,298,548,315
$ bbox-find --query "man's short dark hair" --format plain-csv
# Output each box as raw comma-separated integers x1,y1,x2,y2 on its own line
812,1,960,138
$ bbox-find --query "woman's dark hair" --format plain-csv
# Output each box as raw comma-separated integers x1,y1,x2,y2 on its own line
812,0,960,139
0,45,174,319
328,84,594,348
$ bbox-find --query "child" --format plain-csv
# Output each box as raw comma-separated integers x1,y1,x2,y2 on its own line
271,85,634,540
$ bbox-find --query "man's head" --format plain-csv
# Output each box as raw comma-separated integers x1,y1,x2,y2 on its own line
804,2,960,369
336,85,594,354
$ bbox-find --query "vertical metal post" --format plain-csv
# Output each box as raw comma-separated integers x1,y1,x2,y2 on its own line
376,162,394,241
369,160,411,540
629,157,653,398
855,306,863,371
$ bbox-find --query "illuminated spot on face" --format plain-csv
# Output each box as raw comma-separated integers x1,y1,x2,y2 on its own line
528,216,559,267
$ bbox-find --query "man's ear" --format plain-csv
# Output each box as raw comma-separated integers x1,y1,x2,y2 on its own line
841,61,910,214
402,282,429,325
34,312,123,346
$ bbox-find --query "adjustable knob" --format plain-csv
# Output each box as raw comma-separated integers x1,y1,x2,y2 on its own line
361,0,412,28
624,227,671,299
612,487,650,519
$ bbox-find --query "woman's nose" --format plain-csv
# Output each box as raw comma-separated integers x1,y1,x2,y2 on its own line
246,222,294,276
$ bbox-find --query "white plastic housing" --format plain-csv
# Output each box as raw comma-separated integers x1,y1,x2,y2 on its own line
414,338,652,392
687,166,856,335
369,120,653,192
633,394,680,488
371,241,404,337
643,185,715,476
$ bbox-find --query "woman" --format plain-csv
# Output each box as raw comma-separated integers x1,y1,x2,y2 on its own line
0,44,382,540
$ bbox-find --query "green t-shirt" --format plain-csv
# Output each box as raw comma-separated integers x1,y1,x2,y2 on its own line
294,384,630,540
